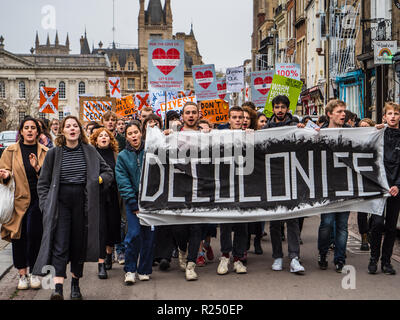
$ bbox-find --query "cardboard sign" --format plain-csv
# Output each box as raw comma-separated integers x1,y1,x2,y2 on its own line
148,39,185,91
217,78,227,101
134,92,150,111
374,41,397,65
275,63,301,81
158,96,197,118
192,64,219,101
264,74,303,118
116,95,136,117
108,77,121,99
39,87,59,114
226,66,244,93
79,96,116,122
199,99,230,124
251,70,274,108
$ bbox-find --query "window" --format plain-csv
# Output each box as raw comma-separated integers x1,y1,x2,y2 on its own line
59,110,64,120
59,81,66,99
111,61,118,70
150,34,163,39
128,61,134,71
128,78,135,90
39,112,46,120
19,111,26,123
39,81,45,98
78,81,86,95
19,81,26,99
0,80,5,98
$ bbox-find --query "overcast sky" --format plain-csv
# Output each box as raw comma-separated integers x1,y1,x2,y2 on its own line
0,0,252,71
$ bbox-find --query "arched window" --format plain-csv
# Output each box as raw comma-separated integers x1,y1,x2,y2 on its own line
19,81,26,99
0,80,5,98
78,81,86,95
59,81,66,99
39,81,45,98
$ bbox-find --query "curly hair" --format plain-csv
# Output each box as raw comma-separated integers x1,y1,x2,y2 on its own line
243,106,258,130
89,127,119,153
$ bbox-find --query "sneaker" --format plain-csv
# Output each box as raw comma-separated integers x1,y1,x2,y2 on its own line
124,272,136,285
368,258,378,274
29,274,41,289
382,263,396,275
117,253,125,265
159,258,170,271
272,258,283,271
290,257,305,274
178,250,188,271
233,260,247,274
196,255,206,267
360,234,369,251
217,256,230,275
138,274,150,281
318,254,328,270
335,262,344,273
185,262,198,281
17,275,29,290
205,245,214,261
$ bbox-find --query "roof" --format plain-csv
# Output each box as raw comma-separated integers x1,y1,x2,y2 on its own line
146,0,165,25
92,48,141,69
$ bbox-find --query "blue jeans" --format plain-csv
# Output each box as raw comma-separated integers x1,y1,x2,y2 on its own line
124,203,154,275
115,220,126,255
318,212,350,264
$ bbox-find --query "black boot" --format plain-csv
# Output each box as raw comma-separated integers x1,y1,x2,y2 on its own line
382,262,396,275
318,254,328,270
368,258,378,274
105,253,113,270
70,277,83,300
159,258,171,271
360,233,369,251
98,263,108,279
50,283,64,300
254,237,263,255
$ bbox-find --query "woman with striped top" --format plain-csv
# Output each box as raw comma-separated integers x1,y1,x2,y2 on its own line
33,115,113,300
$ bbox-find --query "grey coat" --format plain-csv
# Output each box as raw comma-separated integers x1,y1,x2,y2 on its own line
32,143,113,276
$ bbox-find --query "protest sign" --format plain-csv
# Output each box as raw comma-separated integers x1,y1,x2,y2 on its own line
158,96,197,118
39,87,59,114
79,96,116,122
148,39,184,91
138,126,388,226
264,74,303,118
116,95,136,117
108,77,121,99
192,64,219,101
217,78,227,101
251,70,274,108
199,99,230,124
135,92,150,111
275,63,301,81
226,66,244,93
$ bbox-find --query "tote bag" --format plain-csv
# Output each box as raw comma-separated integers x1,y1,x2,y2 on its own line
0,176,15,224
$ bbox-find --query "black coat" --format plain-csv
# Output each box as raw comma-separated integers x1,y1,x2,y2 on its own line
262,113,298,129
32,143,113,276
384,127,400,188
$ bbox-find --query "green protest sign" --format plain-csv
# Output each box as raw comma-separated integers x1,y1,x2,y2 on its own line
263,74,303,118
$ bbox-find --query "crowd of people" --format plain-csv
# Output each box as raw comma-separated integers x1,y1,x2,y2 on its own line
0,96,399,300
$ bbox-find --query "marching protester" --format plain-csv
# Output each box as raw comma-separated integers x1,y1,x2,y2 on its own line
257,112,268,130
84,121,98,137
49,119,60,140
139,106,154,124
115,120,155,284
33,115,113,300
317,99,351,273
369,102,400,275
90,128,121,279
116,118,127,152
0,117,47,290
262,95,305,274
37,118,54,149
217,106,248,275
166,110,182,131
142,114,163,141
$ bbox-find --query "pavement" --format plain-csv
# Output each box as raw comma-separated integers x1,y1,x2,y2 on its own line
0,239,12,281
0,214,400,300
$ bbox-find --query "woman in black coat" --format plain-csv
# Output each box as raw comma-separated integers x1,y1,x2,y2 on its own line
33,115,113,300
90,127,121,279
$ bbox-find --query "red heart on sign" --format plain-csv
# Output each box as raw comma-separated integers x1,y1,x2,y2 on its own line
254,77,273,95
152,48,180,75
195,71,214,89
217,82,227,100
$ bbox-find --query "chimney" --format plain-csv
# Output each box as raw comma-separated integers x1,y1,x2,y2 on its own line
0,36,4,50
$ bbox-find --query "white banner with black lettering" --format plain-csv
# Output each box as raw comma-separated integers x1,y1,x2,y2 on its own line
138,126,389,226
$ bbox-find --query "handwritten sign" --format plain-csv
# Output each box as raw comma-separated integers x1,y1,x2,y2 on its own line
79,96,116,122
199,99,230,124
116,95,136,117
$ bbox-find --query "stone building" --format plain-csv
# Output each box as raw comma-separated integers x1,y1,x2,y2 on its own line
92,0,204,95
0,34,109,130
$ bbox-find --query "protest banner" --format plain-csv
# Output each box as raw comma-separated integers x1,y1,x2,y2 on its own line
116,95,136,117
275,63,301,81
199,99,230,124
192,64,219,101
264,74,303,118
217,78,227,101
138,126,389,226
251,70,274,108
148,39,185,91
108,77,121,99
158,96,197,118
226,66,244,93
39,87,59,114
135,92,150,111
79,96,116,122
